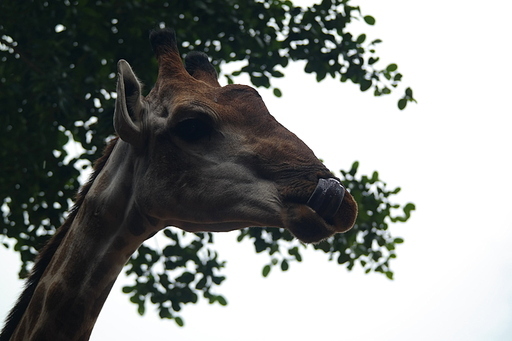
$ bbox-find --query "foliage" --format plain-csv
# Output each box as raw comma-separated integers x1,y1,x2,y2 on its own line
118,161,414,323
0,0,415,325
243,161,414,281
122,232,227,326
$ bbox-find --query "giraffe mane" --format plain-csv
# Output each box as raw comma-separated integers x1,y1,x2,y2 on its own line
0,138,119,341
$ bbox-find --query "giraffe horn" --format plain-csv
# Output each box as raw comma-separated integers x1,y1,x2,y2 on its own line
185,51,221,87
149,28,189,81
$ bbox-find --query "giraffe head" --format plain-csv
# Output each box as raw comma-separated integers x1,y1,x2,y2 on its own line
115,29,357,243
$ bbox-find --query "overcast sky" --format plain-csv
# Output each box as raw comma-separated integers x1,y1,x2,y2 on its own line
1,0,511,340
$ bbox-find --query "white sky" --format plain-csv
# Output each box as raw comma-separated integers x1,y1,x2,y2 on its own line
1,0,512,340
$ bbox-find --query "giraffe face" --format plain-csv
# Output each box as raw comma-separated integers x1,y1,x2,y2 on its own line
0,29,359,341
114,29,357,243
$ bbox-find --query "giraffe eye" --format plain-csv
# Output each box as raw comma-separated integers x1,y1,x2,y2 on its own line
174,117,213,142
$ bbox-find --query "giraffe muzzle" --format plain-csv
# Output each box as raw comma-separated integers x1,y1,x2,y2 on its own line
306,178,345,221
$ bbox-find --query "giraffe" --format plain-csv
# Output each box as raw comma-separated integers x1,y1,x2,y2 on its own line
0,29,358,341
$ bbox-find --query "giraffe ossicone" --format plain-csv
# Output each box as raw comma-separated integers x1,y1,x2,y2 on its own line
1,28,357,341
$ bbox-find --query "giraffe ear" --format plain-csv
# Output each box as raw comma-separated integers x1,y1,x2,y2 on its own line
114,59,146,147
185,51,221,87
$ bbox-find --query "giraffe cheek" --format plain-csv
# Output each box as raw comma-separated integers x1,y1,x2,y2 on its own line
282,204,334,244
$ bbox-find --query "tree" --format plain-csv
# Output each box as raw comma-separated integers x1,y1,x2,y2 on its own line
0,0,415,325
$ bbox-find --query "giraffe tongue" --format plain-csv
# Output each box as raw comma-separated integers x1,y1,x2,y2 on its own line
306,178,345,221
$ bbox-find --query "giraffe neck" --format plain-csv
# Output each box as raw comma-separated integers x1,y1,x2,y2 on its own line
10,141,157,341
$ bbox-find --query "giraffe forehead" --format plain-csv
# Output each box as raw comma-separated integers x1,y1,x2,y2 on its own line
149,84,270,128
210,85,272,126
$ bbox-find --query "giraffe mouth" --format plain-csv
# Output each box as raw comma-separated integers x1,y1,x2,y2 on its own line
280,177,356,243
306,178,345,222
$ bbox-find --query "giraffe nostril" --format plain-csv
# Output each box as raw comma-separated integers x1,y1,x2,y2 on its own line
306,178,345,221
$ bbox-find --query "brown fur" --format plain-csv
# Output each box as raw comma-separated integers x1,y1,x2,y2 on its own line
0,138,118,341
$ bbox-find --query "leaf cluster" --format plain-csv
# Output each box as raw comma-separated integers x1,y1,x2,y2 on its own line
122,231,226,326
238,162,414,281
0,0,415,326
120,162,413,326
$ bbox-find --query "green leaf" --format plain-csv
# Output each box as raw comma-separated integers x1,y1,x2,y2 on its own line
386,63,398,72
364,15,376,25
288,246,303,262
175,316,184,327
281,259,289,271
254,238,267,253
398,98,407,110
122,286,134,294
370,171,379,183
315,240,331,252
176,271,195,284
262,265,271,277
159,307,172,319
212,275,225,285
356,34,366,44
349,161,359,176
273,88,282,97
271,70,285,78
405,202,416,211
217,296,228,306
236,230,250,242
360,79,372,92
337,252,351,264
225,75,234,84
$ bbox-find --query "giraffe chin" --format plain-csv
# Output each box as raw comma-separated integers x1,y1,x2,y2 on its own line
283,204,336,243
